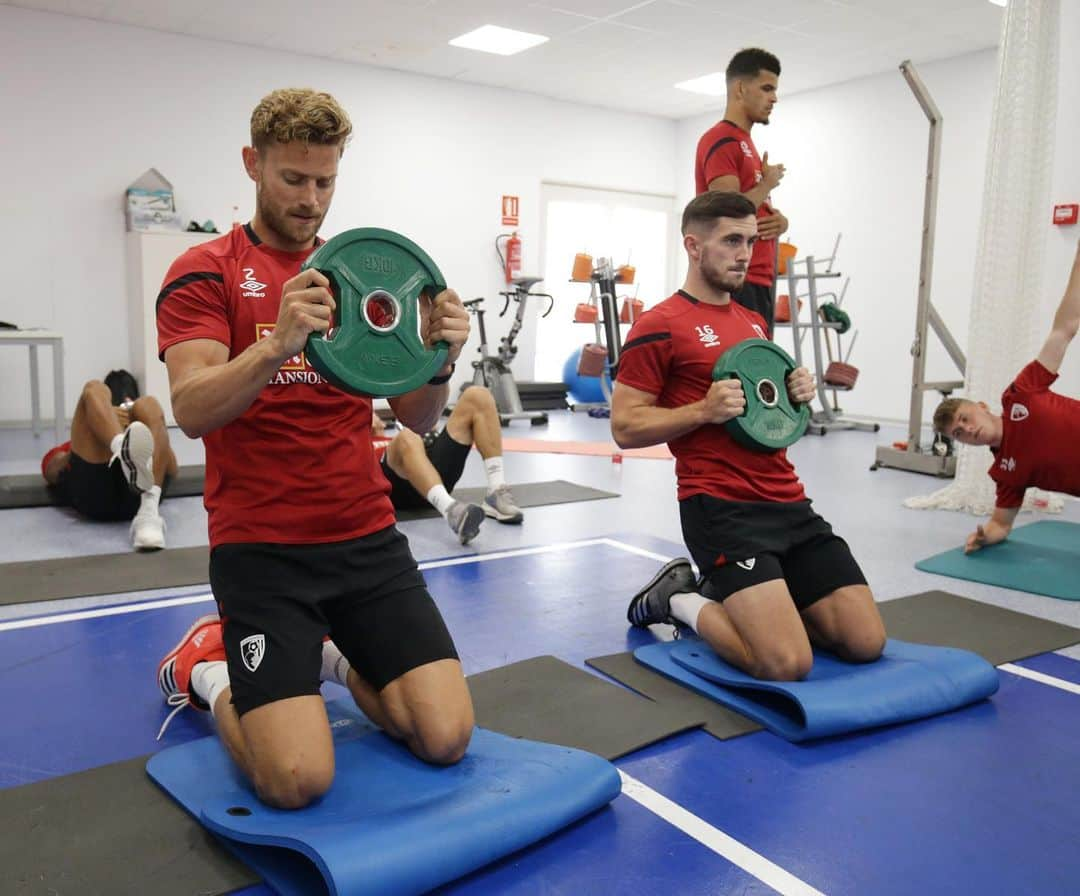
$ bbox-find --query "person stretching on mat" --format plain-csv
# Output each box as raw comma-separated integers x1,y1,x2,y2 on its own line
933,239,1080,554
373,385,524,546
153,87,474,809
40,369,176,551
612,191,885,681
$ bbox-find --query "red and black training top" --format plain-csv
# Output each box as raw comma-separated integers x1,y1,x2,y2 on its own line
156,224,395,547
694,120,777,287
616,290,805,504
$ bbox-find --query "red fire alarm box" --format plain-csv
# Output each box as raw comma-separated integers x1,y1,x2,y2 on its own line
1053,204,1078,225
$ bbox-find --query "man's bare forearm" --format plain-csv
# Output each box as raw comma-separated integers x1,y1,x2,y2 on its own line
612,401,708,449
172,339,286,438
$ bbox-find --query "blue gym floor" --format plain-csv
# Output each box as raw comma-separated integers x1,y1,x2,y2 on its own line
2,411,1080,894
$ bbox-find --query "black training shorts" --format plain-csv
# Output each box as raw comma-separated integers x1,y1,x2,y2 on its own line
210,525,459,716
62,452,141,521
680,496,867,611
380,428,472,511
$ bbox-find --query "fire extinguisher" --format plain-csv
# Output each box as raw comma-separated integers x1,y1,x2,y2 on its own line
496,232,522,284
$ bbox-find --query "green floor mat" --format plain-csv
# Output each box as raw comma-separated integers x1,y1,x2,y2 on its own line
915,521,1080,600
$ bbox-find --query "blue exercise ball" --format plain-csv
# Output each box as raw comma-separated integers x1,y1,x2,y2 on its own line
562,347,612,404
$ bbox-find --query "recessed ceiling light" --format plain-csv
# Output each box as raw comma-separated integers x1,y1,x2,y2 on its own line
987,0,1007,6
674,72,728,96
449,25,549,56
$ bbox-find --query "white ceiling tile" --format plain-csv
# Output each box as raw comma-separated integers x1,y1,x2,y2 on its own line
6,0,1005,119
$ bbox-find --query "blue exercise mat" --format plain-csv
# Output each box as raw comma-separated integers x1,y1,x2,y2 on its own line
634,637,999,743
915,520,1080,600
147,698,621,896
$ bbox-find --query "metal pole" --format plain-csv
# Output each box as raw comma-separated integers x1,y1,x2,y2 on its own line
901,59,941,452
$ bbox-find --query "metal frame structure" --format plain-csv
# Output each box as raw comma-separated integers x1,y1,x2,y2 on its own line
872,60,966,476
778,238,879,437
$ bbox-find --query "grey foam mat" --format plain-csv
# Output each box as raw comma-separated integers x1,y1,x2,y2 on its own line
0,656,691,896
395,479,616,521
587,590,1080,741
2,545,212,606
0,755,257,896
0,465,206,508
468,655,704,759
0,480,616,606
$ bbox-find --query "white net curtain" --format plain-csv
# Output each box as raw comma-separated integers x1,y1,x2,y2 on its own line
905,0,1062,516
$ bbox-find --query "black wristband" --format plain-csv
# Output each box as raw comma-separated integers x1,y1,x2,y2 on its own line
427,363,455,386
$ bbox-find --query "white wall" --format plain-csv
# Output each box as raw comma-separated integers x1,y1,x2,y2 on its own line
677,36,1080,424
0,5,676,426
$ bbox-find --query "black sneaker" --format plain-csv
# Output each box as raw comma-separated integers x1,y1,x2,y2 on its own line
626,558,697,627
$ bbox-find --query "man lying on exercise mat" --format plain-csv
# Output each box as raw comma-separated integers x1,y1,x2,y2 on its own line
934,239,1080,553
373,385,524,546
612,191,885,681
41,369,176,550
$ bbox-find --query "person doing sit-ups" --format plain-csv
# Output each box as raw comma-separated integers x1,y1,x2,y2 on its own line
374,385,524,545
40,369,176,550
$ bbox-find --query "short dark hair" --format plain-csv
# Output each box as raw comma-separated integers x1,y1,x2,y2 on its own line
726,48,781,86
681,191,757,234
104,369,140,406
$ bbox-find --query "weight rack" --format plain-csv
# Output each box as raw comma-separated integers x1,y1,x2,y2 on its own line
777,239,878,438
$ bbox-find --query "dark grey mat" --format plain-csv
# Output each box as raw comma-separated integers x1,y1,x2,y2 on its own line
877,589,1080,666
0,755,257,896
586,652,763,740
395,479,617,521
0,465,206,509
0,655,688,895
468,655,704,759
587,590,1080,741
1,481,615,606
2,546,211,606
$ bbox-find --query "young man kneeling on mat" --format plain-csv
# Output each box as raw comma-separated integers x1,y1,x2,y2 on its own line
612,191,886,681
154,88,474,810
41,369,177,551
933,239,1080,554
373,385,523,545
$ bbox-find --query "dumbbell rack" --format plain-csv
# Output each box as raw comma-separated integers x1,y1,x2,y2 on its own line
777,252,878,437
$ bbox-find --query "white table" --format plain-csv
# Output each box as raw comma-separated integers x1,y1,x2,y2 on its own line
0,329,65,443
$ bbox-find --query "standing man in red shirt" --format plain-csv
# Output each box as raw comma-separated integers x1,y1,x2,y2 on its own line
153,88,473,809
613,192,885,681
933,239,1080,553
695,47,788,336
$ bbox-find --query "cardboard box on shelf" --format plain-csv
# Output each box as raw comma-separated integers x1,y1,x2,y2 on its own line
126,168,181,232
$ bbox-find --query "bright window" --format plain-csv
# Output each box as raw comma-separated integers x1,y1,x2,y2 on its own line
536,183,676,382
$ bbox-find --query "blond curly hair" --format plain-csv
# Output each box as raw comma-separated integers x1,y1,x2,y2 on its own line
250,88,352,152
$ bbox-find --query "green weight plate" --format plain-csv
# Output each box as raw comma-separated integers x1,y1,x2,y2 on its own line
712,338,809,451
301,228,449,397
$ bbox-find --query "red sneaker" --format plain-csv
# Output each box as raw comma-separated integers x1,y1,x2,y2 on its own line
156,613,225,738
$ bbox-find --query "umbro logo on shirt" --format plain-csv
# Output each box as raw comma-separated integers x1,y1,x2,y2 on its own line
1010,404,1030,422
736,558,756,571
695,324,720,346
240,267,267,298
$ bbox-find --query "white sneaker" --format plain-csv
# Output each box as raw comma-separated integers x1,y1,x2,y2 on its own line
111,421,155,494
131,511,166,551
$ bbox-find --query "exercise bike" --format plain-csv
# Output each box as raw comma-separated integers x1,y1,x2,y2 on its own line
462,276,554,426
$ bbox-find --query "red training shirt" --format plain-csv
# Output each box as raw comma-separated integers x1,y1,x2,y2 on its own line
616,290,805,503
694,120,777,287
990,360,1080,508
156,224,395,547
